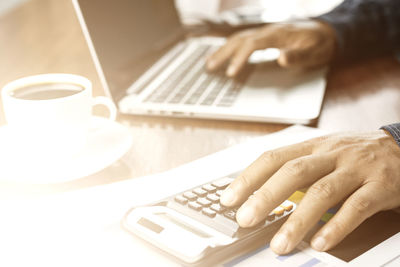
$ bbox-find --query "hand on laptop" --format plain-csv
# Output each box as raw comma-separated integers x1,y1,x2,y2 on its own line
206,20,336,77
220,131,400,254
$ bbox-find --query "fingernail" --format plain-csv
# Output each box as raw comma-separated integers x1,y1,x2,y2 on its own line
311,236,326,251
236,204,256,226
271,233,289,254
226,65,236,77
220,188,236,205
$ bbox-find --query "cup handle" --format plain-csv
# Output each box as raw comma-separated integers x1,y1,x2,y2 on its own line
92,96,117,121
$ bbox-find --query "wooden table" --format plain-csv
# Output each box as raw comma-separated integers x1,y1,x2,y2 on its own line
1,0,400,198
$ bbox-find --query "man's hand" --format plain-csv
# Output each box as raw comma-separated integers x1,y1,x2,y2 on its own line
220,131,400,254
206,19,336,77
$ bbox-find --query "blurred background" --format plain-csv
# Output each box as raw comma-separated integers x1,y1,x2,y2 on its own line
1,0,344,24
0,0,28,16
0,0,345,126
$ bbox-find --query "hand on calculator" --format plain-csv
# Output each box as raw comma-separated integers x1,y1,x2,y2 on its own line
220,131,400,255
123,177,296,265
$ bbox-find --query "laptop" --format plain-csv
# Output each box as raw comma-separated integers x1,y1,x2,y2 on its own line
72,0,327,124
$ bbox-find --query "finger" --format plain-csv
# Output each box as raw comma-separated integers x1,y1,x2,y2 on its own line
310,182,388,252
225,44,256,77
236,153,336,228
220,141,313,207
225,33,283,77
206,38,240,71
278,46,312,68
269,170,361,254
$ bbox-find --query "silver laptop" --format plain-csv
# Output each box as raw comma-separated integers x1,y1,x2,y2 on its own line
72,0,326,124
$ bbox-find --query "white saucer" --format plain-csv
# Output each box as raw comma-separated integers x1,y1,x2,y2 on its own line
0,116,132,184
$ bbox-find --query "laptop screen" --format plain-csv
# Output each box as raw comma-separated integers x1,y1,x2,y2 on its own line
77,0,184,101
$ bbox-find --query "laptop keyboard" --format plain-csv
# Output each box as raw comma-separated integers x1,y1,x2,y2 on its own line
144,44,251,107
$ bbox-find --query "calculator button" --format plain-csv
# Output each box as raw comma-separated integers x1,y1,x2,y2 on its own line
266,213,275,221
197,198,212,207
202,184,216,193
174,195,188,205
223,209,237,220
210,203,226,213
216,190,224,196
188,202,202,211
183,191,197,201
212,177,232,189
202,208,216,218
273,206,285,216
206,193,220,203
193,188,207,197
280,202,293,212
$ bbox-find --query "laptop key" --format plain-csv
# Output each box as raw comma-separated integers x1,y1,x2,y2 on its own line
145,46,208,104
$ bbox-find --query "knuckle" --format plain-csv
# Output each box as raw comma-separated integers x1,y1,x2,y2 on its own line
377,175,396,191
284,51,299,65
372,168,400,192
364,149,378,162
282,215,305,234
238,174,253,190
284,49,311,66
261,151,281,165
378,166,392,181
307,181,336,201
304,137,319,147
353,145,378,164
346,196,373,215
254,187,276,205
228,32,242,42
327,219,348,236
281,159,306,177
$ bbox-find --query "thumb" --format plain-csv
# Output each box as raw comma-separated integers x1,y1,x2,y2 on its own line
278,44,331,69
277,46,314,68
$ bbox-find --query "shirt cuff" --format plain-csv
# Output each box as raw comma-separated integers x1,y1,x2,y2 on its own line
380,123,400,147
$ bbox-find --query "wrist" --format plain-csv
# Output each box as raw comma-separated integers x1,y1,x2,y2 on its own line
312,19,337,63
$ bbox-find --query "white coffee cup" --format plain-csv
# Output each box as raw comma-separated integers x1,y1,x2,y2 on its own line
1,73,117,160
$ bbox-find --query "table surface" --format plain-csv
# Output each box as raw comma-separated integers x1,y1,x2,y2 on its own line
1,0,400,199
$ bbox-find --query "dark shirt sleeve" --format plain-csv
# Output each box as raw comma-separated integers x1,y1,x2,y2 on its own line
381,123,400,147
317,0,400,62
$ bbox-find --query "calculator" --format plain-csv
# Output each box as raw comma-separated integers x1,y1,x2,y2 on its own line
122,177,296,266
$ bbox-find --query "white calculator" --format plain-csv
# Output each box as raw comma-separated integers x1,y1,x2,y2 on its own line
122,177,296,266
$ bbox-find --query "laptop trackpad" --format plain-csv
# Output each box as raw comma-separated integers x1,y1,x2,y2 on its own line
234,62,327,115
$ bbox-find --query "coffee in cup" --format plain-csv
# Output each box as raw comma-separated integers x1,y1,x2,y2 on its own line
1,73,117,160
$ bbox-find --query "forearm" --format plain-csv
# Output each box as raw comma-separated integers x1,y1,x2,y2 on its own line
317,0,400,62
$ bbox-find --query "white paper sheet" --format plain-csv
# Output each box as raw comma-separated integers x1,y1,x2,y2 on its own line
0,125,397,267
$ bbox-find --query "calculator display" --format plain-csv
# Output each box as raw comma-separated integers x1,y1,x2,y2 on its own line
137,217,164,234
155,212,211,238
